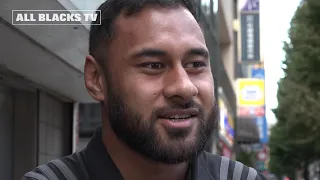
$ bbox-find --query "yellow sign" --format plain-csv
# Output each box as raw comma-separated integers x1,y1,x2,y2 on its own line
236,78,265,107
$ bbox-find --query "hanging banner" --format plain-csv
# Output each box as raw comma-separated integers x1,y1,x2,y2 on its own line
240,13,260,63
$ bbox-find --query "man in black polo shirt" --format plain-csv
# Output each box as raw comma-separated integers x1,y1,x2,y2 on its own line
23,0,267,180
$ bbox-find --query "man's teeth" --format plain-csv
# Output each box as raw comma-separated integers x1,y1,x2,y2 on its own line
168,115,191,119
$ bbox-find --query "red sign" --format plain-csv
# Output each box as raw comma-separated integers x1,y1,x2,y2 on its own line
238,107,265,117
219,139,232,159
257,151,267,161
256,144,269,162
222,146,232,159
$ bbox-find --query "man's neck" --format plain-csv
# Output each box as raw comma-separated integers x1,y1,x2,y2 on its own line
102,122,190,180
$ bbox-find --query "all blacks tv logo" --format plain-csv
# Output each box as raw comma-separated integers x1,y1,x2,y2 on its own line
241,85,262,101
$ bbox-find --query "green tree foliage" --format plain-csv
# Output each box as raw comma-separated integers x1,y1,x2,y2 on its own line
269,0,320,177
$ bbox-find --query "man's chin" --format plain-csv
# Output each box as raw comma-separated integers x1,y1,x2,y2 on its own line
149,142,198,165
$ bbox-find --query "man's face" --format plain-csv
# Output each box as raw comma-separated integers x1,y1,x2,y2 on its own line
103,6,217,164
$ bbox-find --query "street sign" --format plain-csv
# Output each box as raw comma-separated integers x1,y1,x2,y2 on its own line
255,116,268,143
257,151,267,161
251,68,265,79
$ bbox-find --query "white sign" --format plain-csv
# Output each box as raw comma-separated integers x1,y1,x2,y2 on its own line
241,85,263,101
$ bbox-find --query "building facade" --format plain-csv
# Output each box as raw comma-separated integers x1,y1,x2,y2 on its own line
0,0,95,179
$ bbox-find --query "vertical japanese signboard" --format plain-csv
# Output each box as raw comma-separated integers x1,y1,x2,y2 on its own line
239,0,260,63
236,78,267,143
237,0,268,145
249,67,268,143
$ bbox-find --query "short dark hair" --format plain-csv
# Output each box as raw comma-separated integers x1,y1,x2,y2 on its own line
89,0,197,66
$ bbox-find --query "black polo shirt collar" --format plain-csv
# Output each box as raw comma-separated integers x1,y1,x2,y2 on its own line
83,126,214,180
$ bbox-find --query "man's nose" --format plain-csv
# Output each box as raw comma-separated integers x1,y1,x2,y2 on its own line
163,66,198,104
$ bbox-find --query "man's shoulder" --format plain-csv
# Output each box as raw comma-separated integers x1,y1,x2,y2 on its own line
22,151,89,180
201,151,267,180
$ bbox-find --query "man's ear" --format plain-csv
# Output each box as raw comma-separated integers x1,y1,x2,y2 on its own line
84,55,105,101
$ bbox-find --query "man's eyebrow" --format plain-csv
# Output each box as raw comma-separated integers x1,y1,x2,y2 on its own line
186,48,209,58
131,48,209,59
131,49,167,58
